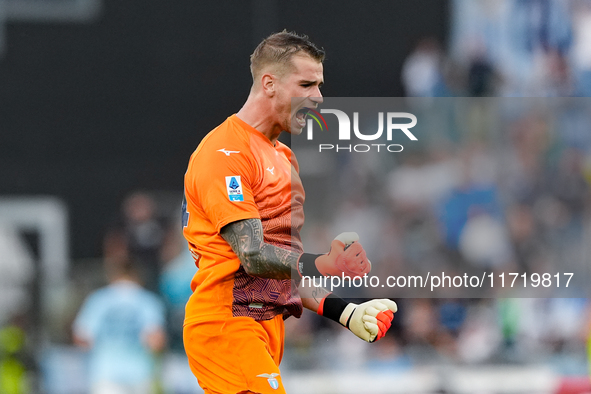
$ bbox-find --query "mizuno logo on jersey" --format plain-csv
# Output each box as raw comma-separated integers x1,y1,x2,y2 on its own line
217,148,240,156
257,373,280,390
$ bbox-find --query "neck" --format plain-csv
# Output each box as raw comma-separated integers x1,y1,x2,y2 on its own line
111,276,137,285
236,90,283,144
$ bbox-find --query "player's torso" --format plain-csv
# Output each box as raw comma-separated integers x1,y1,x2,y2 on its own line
183,115,304,323
248,130,305,247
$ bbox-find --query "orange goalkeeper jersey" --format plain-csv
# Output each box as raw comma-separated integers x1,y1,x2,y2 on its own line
183,115,305,324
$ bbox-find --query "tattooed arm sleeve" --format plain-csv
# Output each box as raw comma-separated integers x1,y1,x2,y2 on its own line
221,218,333,311
220,218,300,280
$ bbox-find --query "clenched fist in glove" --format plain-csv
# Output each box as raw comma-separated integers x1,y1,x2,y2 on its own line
318,294,397,342
298,232,372,278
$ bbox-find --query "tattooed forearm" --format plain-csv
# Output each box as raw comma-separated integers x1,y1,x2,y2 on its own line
220,218,300,279
298,278,331,312
311,286,329,304
221,219,332,312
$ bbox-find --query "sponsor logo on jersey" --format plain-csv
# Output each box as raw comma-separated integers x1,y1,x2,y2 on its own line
257,373,280,390
266,166,274,175
225,176,244,201
217,148,240,156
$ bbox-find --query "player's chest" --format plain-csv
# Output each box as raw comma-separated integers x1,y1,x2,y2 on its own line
253,149,293,193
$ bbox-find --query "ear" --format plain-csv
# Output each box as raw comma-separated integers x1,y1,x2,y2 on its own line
261,73,276,97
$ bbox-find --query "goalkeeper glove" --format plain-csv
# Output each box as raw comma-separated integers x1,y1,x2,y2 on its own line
318,294,397,342
298,232,371,278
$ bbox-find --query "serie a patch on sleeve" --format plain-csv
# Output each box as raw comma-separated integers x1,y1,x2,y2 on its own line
225,176,244,201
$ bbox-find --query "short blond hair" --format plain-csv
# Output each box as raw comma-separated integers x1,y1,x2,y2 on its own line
250,30,325,81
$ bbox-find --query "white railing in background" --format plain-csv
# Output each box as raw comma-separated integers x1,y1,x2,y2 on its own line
283,365,560,394
0,196,69,325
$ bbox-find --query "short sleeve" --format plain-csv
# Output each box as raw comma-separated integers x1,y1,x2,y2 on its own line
186,147,260,232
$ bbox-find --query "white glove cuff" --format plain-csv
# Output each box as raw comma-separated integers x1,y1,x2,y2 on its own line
339,303,358,327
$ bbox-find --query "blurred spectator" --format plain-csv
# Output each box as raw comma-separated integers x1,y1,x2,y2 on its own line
467,51,498,96
104,192,170,293
570,0,591,96
401,37,447,97
540,49,574,96
456,300,501,364
551,148,589,218
438,184,502,253
73,259,166,394
387,150,460,210
403,299,440,350
459,213,513,270
501,113,550,204
506,203,548,273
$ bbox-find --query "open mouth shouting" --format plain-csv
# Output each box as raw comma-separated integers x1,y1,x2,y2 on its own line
295,107,311,128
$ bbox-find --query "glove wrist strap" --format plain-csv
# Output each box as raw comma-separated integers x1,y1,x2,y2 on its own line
298,253,323,277
317,293,350,326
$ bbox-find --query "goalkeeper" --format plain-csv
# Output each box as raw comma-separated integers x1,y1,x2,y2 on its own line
182,30,397,394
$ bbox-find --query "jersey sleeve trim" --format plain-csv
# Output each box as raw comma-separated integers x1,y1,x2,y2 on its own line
215,211,261,234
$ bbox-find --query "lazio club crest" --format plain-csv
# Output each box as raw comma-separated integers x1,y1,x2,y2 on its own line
257,373,280,390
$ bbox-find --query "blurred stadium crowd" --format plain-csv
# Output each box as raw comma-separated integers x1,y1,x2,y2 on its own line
294,97,591,385
286,0,591,390
1,0,591,393
406,0,591,98
289,1,591,391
